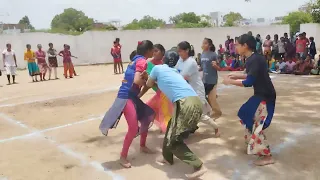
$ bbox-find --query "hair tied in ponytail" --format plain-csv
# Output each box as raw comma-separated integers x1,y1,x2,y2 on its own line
138,41,143,45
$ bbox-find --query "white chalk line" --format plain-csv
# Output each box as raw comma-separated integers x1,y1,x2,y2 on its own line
0,115,104,143
0,113,123,180
0,83,232,109
0,76,277,180
0,86,120,108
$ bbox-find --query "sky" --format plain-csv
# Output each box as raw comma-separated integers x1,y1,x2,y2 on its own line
0,0,307,29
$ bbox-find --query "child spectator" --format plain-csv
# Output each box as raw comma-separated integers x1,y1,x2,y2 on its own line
278,37,286,59
274,58,286,73
229,39,235,57
309,37,316,60
310,54,320,75
294,55,314,75
218,44,225,60
284,57,296,74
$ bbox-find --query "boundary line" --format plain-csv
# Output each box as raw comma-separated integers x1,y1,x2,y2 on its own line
0,115,103,143
0,86,119,108
0,113,123,180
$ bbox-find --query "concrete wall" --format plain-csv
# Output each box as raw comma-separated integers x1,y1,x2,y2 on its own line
0,25,290,68
300,23,320,51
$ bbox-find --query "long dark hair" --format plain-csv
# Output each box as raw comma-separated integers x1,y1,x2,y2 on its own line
137,40,153,56
177,41,193,57
129,50,137,61
204,38,216,52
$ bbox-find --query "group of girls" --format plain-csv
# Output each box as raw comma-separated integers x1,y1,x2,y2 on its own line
99,34,276,179
24,43,78,82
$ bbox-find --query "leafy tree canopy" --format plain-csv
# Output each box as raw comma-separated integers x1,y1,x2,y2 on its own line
123,16,165,30
51,8,94,32
18,16,35,30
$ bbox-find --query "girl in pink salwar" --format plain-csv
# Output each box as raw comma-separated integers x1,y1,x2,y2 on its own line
99,40,155,168
145,44,173,133
36,44,51,81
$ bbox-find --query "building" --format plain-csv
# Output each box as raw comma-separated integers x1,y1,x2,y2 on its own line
0,23,28,34
209,12,224,27
272,16,284,24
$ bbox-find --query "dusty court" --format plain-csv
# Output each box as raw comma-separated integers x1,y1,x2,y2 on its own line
0,64,319,180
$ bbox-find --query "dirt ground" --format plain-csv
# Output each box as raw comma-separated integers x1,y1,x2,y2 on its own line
0,64,319,180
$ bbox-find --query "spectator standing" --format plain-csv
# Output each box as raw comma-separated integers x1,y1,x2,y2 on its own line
2,43,17,85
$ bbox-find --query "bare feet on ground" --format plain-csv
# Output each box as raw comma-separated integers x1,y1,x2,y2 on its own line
254,156,275,166
185,165,207,179
140,146,155,154
119,156,131,168
156,156,170,165
214,129,221,138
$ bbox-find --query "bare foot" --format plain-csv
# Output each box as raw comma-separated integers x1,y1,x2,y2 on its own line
185,165,207,179
119,157,131,168
156,156,170,165
214,129,221,138
254,156,275,166
140,146,155,154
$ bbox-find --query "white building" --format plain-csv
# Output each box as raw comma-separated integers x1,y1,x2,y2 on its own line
209,12,224,27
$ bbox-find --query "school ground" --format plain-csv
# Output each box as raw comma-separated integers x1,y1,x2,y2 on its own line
0,64,319,180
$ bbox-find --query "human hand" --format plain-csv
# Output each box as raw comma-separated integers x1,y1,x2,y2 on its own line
140,71,148,80
212,61,218,67
222,76,231,85
227,73,238,80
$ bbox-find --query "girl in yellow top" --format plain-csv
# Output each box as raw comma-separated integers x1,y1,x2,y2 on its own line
24,44,40,82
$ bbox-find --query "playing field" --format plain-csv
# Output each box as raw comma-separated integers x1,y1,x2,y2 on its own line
0,65,319,180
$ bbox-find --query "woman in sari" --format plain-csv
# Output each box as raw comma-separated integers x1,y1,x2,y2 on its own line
59,44,76,78
36,44,51,81
223,34,276,166
145,44,173,133
99,40,155,168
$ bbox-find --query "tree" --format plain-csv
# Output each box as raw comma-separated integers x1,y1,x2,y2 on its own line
123,16,165,30
18,16,35,30
169,12,201,24
223,12,243,27
51,8,94,32
169,12,211,28
282,11,313,34
311,0,320,23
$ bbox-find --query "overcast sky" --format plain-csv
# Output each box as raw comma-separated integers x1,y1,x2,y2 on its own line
0,0,307,29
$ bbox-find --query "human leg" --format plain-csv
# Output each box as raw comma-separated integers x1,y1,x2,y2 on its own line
63,63,68,78
247,102,274,166
120,100,139,168
207,85,222,119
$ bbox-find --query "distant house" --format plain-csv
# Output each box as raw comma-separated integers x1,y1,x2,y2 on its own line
161,24,175,29
0,24,29,34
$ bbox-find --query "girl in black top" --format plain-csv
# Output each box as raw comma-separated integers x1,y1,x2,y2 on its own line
223,34,276,166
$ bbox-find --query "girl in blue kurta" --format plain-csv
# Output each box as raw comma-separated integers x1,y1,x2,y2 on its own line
223,34,276,166
99,40,155,168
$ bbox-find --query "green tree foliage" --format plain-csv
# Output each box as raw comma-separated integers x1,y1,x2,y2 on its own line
169,12,212,28
282,11,313,34
123,16,165,30
223,12,243,27
18,16,35,30
311,0,320,23
51,8,94,32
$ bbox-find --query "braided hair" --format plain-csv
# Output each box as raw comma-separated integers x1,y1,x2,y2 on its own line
163,50,179,68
